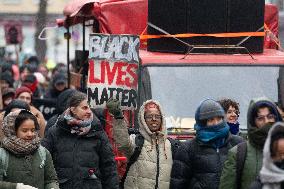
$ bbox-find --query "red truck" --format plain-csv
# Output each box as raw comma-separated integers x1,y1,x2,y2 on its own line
55,0,284,177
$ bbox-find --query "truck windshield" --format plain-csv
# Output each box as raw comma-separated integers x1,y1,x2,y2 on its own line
145,66,280,130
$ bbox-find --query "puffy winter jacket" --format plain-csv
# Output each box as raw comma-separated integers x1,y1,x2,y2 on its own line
170,134,243,189
42,115,119,189
112,100,173,189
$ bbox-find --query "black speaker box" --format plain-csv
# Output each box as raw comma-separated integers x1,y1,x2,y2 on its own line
147,0,265,54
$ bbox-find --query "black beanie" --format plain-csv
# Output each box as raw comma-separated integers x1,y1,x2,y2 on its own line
4,99,30,117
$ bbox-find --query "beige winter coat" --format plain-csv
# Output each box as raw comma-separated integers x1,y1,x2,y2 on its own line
112,100,173,189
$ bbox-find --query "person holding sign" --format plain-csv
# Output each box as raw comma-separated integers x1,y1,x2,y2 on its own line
42,91,119,189
107,98,179,189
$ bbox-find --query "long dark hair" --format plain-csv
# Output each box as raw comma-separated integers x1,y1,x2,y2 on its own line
15,110,39,132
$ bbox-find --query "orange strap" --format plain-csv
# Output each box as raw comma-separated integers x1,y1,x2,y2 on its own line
140,31,265,40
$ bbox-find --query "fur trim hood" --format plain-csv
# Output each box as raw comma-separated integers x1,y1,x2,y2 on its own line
138,100,167,142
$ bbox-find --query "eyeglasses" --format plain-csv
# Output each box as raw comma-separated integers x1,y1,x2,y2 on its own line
144,114,162,120
256,114,276,122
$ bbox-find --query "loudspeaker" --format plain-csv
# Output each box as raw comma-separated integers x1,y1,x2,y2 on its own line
147,0,264,54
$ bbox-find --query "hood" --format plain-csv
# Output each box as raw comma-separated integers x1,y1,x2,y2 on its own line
56,89,77,114
138,100,166,142
4,99,30,117
260,122,284,183
247,97,282,131
52,73,67,87
3,109,39,137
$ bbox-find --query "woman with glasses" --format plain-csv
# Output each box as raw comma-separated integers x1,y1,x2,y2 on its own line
220,97,283,189
107,99,175,189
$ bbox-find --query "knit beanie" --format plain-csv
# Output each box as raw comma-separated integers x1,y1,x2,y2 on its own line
198,99,225,120
22,74,38,93
15,86,32,98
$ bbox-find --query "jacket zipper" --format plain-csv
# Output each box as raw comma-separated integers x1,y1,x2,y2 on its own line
155,135,160,189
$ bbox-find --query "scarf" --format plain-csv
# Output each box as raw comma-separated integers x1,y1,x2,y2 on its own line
2,111,40,156
194,121,229,148
64,108,93,135
228,122,240,135
248,123,273,149
2,136,41,156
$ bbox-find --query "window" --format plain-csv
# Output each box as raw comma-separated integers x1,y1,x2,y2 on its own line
143,66,280,130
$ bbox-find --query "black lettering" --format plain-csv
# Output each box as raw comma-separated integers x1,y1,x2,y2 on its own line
100,88,109,105
108,88,116,99
121,89,129,107
129,89,137,109
115,88,124,100
88,87,99,105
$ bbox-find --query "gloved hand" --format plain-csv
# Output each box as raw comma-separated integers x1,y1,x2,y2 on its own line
16,183,38,189
106,97,123,119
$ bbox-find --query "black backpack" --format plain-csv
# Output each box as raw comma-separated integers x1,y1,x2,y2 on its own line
119,133,181,189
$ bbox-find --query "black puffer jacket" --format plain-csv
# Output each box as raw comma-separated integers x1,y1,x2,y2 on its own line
170,134,243,189
42,115,119,189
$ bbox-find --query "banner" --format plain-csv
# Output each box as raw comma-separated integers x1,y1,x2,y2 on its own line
88,34,140,110
32,98,57,120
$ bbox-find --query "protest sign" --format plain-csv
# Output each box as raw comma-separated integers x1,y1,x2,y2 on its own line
88,34,140,110
32,98,57,120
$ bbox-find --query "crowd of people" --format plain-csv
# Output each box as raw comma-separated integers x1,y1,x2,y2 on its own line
1,56,284,189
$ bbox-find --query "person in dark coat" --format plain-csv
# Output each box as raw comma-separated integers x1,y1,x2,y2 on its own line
44,73,67,99
45,89,78,135
44,89,105,136
170,99,243,189
42,91,119,189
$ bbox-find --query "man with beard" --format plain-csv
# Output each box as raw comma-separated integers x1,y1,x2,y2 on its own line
219,97,283,189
